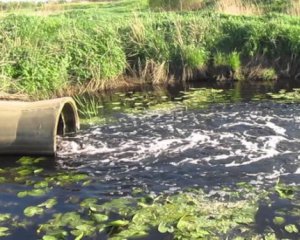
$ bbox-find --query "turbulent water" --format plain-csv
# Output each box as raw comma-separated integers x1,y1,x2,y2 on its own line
57,101,300,194
2,82,300,239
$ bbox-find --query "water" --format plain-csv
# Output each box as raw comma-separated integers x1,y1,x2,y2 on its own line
59,101,300,192
1,80,300,239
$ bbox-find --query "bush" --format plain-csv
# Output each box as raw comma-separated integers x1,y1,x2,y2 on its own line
182,45,208,68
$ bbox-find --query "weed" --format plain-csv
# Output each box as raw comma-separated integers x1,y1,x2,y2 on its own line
0,0,299,97
182,45,208,69
261,68,277,80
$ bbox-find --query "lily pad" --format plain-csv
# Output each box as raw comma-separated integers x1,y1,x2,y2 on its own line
109,220,129,227
39,198,57,209
285,224,298,233
0,227,10,237
43,236,58,240
24,206,44,217
0,214,11,222
92,214,108,223
273,216,285,225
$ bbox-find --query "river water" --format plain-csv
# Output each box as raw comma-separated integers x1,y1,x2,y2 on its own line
1,80,300,239
59,101,300,193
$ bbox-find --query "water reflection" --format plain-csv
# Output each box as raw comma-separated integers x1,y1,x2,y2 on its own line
1,80,300,239
74,79,300,126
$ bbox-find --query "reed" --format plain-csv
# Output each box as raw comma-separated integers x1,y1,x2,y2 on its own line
288,0,300,16
215,0,262,16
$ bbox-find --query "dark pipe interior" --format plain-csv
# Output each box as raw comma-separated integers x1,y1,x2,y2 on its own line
57,115,64,135
56,103,77,136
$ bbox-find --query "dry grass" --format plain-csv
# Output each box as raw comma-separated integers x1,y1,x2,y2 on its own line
182,0,205,11
126,59,170,85
215,0,262,16
288,0,300,16
130,14,146,44
0,91,29,100
36,2,65,16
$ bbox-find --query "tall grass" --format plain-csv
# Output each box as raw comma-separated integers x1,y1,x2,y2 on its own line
1,0,300,97
288,0,300,16
149,0,206,11
148,0,297,15
215,0,262,16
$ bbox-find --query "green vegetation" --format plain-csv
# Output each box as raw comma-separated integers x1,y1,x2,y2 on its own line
75,84,285,124
0,0,300,97
148,0,210,11
1,157,300,239
74,88,234,125
148,0,294,13
267,88,300,101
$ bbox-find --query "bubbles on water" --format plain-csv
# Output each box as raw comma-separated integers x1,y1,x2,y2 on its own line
57,102,300,192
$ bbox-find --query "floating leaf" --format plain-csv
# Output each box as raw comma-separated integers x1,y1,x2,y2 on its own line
93,214,108,223
60,212,82,227
112,102,121,105
275,182,295,199
0,214,11,222
0,227,10,237
273,216,285,225
80,198,98,208
82,180,92,186
39,198,57,209
74,231,84,240
76,224,94,232
17,157,35,165
28,189,48,197
17,191,28,198
24,206,44,217
34,168,44,174
177,215,197,231
14,176,27,183
34,181,49,188
109,220,129,227
0,177,5,183
43,236,58,240
285,224,298,233
158,222,174,233
18,169,32,176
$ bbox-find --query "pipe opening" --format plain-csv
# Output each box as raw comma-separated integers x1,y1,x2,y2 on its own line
57,102,78,136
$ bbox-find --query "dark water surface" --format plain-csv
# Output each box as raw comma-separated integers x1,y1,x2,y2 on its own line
1,80,300,239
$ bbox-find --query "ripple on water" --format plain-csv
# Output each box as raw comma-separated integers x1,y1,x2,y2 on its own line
57,102,300,192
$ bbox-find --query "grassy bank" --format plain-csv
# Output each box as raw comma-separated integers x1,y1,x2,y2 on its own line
1,0,300,97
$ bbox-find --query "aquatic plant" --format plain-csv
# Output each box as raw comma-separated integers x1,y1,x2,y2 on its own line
267,88,300,101
74,96,102,119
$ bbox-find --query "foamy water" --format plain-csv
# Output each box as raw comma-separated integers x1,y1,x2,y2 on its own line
57,102,300,192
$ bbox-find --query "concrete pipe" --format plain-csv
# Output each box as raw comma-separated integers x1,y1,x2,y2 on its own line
0,97,80,155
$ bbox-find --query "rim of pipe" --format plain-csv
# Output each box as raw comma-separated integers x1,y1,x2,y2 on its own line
53,97,80,154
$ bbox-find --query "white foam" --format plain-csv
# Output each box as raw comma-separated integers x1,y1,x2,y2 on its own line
57,105,300,184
